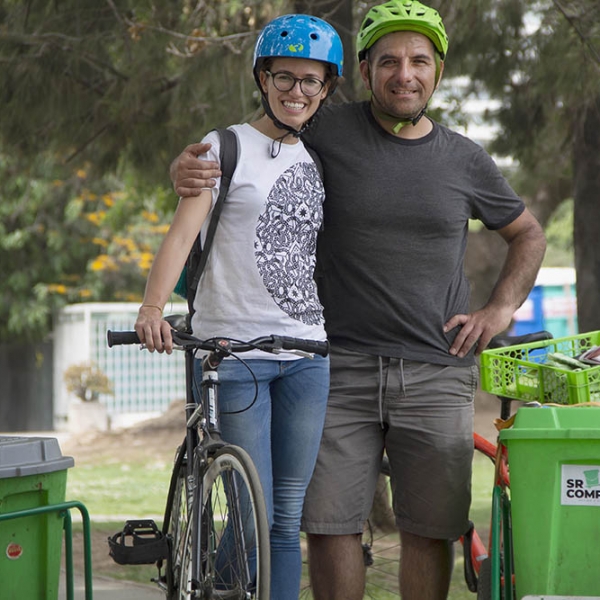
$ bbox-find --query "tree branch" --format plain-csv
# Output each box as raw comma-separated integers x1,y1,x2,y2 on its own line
553,0,600,68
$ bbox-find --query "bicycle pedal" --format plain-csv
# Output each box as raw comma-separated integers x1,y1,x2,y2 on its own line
108,519,169,565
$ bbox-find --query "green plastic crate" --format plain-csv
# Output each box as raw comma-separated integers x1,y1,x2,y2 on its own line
480,330,600,404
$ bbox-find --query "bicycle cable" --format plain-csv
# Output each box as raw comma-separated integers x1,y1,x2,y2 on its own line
191,346,260,416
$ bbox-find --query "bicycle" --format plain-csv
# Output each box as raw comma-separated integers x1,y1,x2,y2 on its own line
472,328,600,600
106,313,329,600
460,330,555,600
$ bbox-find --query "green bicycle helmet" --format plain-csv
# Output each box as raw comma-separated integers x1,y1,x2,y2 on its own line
357,0,449,61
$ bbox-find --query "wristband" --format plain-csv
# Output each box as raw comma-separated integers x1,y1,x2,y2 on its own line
140,304,163,315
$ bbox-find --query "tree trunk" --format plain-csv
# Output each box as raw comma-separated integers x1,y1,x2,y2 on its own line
0,341,54,431
573,97,600,333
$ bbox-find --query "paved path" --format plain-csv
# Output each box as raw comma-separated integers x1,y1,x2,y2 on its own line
60,571,164,599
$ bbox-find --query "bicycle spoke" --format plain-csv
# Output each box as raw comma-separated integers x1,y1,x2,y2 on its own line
363,529,401,598
178,447,270,599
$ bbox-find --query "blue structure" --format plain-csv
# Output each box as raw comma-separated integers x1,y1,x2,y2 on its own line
510,268,577,338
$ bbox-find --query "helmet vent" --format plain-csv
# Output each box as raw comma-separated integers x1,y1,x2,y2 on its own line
310,33,319,40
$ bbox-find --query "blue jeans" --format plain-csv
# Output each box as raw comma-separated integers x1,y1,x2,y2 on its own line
195,355,329,600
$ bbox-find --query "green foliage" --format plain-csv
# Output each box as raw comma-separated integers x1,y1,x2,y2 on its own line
0,147,174,341
2,0,599,340
447,0,600,189
64,361,114,402
0,0,290,342
0,0,286,183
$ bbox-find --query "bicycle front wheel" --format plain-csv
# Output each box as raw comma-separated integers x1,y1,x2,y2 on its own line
180,445,271,599
166,444,189,599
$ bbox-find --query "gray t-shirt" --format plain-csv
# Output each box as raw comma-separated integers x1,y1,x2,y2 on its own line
303,101,525,365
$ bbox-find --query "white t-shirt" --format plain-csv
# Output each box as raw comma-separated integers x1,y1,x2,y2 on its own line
191,123,327,360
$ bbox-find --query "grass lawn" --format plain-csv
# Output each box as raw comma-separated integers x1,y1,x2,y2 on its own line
65,440,496,598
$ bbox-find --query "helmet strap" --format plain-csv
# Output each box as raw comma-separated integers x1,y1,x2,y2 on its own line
259,95,319,157
261,96,303,136
369,97,428,134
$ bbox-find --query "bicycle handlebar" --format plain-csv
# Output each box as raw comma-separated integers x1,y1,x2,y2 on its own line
107,330,329,357
108,326,550,359
488,330,553,349
107,331,141,346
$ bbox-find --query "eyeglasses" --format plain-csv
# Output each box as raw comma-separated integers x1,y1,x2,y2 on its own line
265,71,326,97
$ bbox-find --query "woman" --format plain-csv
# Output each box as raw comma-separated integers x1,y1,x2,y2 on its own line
135,14,343,599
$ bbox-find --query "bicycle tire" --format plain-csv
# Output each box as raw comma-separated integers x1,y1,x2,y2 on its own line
179,445,271,599
159,442,189,599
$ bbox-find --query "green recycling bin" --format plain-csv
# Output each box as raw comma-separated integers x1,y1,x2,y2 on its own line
0,436,74,599
500,406,600,599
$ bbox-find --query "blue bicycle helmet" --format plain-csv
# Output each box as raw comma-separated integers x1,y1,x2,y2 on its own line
253,15,344,149
253,14,344,86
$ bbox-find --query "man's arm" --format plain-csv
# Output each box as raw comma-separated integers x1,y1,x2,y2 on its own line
170,142,222,197
444,208,547,357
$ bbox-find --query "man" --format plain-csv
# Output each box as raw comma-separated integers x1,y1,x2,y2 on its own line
170,2,546,599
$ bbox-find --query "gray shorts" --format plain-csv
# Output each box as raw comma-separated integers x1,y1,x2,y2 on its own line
301,345,477,540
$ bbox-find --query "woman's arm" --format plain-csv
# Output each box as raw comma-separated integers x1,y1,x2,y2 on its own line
135,190,213,353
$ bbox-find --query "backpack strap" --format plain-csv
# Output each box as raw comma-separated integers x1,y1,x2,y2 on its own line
304,143,324,180
304,142,325,233
187,127,238,313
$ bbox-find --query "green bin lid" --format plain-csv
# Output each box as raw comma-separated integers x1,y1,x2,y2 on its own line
0,436,74,478
499,406,600,441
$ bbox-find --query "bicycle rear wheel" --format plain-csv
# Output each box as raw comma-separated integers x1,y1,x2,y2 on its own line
179,445,271,599
363,459,400,598
299,456,400,599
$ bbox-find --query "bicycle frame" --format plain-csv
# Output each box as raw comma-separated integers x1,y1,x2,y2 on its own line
182,339,255,597
134,338,241,596
462,330,553,599
107,323,329,599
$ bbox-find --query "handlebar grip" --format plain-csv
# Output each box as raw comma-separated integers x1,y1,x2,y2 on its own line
489,330,553,349
276,336,330,357
107,330,141,347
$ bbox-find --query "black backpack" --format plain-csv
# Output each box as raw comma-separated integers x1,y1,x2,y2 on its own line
174,128,239,315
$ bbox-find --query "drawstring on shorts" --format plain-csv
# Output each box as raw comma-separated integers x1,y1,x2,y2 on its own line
377,356,406,428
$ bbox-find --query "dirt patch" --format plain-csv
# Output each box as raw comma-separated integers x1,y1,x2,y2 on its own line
61,400,186,582
474,390,506,441
62,391,502,464
61,400,186,466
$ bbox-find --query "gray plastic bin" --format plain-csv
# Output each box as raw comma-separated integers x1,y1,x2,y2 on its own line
0,436,74,599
